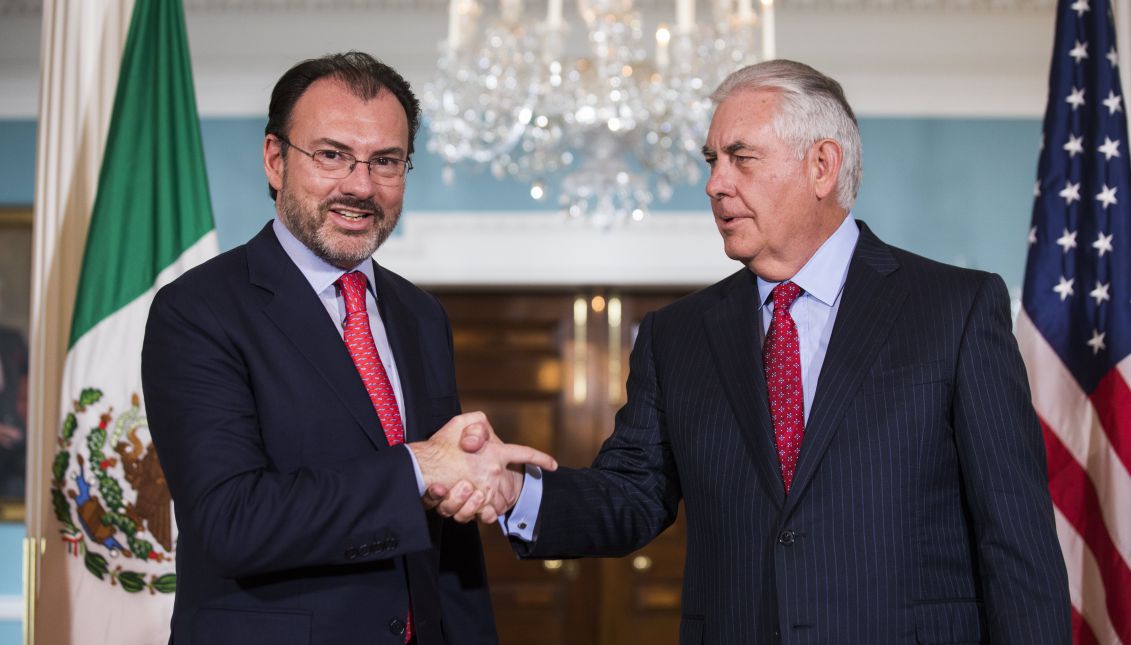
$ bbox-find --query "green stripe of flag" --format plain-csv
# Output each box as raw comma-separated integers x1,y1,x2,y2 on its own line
70,0,215,347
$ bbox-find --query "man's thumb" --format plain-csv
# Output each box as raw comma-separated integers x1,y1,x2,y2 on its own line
459,422,490,453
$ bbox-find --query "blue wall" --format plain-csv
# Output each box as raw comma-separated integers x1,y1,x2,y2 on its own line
0,524,21,643
0,121,35,206
855,118,1039,291
2,116,1040,289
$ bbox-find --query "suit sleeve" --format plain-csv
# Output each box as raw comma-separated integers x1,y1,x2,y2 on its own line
141,281,433,578
518,311,682,559
952,273,1071,642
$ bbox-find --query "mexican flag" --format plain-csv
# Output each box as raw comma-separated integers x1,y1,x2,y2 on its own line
45,0,215,640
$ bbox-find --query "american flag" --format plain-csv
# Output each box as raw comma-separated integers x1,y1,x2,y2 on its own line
1018,0,1131,641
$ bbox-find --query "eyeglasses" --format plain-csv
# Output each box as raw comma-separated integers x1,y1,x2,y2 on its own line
277,135,412,185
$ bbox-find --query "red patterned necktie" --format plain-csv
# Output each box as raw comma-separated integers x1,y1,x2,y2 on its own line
335,270,412,642
337,271,405,446
763,281,805,494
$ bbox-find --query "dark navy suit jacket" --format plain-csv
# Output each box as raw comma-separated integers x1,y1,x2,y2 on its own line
521,222,1071,644
142,223,497,645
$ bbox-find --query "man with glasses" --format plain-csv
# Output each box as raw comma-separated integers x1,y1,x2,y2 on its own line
142,52,554,645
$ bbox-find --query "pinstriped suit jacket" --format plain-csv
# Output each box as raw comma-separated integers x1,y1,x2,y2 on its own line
521,222,1070,644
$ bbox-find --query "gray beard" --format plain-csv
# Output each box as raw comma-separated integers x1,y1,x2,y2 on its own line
276,185,389,270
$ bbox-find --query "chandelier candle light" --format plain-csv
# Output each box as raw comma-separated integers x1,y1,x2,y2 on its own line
424,0,775,227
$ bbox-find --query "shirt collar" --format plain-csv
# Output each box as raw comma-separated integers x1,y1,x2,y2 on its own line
757,214,860,307
272,216,377,297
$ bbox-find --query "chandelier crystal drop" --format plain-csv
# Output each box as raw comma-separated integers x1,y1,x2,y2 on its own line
423,0,775,227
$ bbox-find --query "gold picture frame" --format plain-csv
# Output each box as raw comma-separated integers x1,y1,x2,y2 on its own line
0,206,32,523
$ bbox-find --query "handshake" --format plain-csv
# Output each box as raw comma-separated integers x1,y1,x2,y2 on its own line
408,412,557,524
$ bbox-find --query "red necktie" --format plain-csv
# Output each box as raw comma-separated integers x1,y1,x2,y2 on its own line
337,271,405,446
763,281,805,494
335,270,412,642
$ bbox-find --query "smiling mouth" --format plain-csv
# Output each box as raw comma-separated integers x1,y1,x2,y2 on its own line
330,207,373,221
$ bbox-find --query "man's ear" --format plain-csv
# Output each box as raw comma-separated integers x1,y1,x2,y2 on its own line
264,135,285,194
809,138,843,202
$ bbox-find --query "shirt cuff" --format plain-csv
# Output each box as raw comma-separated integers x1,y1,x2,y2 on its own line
498,465,543,541
405,444,426,497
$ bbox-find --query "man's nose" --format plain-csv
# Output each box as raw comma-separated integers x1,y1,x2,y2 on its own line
339,161,377,197
705,163,733,201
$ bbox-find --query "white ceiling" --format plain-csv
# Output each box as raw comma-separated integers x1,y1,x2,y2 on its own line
0,0,1062,119
0,0,1058,12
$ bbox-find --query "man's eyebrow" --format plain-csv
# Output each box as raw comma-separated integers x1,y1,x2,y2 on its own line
723,140,754,155
702,140,757,157
314,137,353,151
314,138,406,158
368,146,408,159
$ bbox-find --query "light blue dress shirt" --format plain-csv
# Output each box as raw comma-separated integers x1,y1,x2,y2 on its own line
272,218,426,490
756,214,859,425
503,215,861,540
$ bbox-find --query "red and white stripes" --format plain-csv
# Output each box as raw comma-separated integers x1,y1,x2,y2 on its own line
1018,310,1131,644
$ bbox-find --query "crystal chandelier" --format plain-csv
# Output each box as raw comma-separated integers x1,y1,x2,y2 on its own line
423,0,775,227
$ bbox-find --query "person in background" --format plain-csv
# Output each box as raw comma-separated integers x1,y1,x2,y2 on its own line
0,299,27,499
0,325,27,497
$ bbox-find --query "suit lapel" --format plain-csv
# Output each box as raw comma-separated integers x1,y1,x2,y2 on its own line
246,224,386,451
704,269,786,507
784,222,908,510
371,263,431,443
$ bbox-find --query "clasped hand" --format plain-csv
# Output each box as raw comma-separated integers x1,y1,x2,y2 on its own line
409,411,556,524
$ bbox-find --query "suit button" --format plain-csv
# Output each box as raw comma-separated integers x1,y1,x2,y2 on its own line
778,530,796,545
358,544,370,557
345,548,358,560
388,617,406,636
387,537,399,550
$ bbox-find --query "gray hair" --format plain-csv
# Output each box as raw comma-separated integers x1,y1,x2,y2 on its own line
711,59,862,211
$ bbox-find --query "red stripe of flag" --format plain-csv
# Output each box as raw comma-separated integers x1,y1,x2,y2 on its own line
1089,368,1131,477
1072,607,1101,645
1041,418,1131,643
